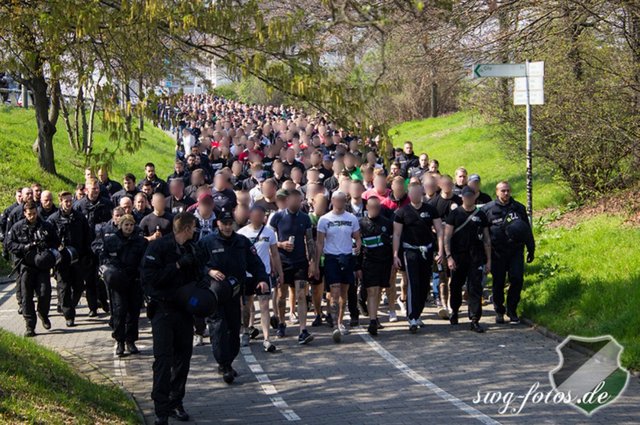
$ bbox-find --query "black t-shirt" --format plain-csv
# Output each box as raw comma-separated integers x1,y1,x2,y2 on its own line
211,188,238,211
393,202,438,247
475,191,492,206
445,206,489,263
139,212,174,237
427,193,462,221
253,198,278,216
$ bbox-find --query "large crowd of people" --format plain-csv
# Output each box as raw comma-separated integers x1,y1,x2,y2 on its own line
0,93,535,425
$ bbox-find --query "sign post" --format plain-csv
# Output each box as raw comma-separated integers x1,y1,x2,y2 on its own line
473,61,544,224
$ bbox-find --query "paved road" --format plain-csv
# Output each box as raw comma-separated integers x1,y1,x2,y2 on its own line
0,280,638,425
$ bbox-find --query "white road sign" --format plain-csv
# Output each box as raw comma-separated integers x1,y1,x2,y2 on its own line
514,90,544,105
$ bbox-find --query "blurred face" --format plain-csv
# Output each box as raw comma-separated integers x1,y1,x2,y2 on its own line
41,192,53,209
121,221,135,236
439,178,453,194
312,194,328,215
170,181,184,197
349,182,364,199
285,149,295,162
468,180,480,192
366,197,381,218
86,183,100,201
424,178,438,196
119,197,133,214
497,183,511,203
374,175,387,192
249,209,265,226
332,194,346,212
236,191,250,207
456,170,468,186
286,194,301,212
145,165,156,179
392,180,405,195
60,195,73,213
24,206,37,223
152,195,165,213
408,185,423,203
198,200,214,217
262,181,276,198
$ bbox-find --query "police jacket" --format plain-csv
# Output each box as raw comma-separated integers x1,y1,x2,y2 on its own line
101,229,147,277
0,202,19,242
141,234,205,301
92,220,143,257
358,214,393,267
6,218,59,258
197,230,268,286
73,196,114,232
38,205,58,222
397,153,418,176
111,188,139,207
482,198,535,254
48,209,92,258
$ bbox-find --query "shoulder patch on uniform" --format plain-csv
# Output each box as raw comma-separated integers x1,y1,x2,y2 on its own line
145,255,156,261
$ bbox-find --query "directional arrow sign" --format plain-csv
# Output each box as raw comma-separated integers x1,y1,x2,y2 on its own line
473,63,527,78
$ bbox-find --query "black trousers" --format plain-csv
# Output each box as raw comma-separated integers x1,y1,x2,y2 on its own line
84,255,109,312
347,279,366,320
194,316,206,336
151,302,194,418
209,294,241,368
54,263,85,320
450,254,484,321
491,246,525,317
111,283,142,342
20,265,51,330
403,249,432,321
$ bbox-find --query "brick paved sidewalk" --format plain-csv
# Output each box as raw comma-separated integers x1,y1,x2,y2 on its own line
0,280,638,425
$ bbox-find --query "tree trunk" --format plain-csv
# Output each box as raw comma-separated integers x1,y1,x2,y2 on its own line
138,77,144,131
80,86,89,152
86,95,97,154
60,96,77,150
31,75,57,174
74,86,83,151
430,81,438,118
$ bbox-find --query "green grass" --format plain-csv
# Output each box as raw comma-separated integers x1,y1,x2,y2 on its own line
0,106,176,208
0,328,139,424
391,111,571,210
522,215,640,370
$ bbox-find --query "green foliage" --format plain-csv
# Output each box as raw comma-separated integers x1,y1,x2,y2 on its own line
213,84,239,101
391,111,570,210
0,328,139,423
521,216,640,369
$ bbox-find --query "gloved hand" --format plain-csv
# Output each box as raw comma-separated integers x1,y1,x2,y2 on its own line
177,253,196,269
526,251,535,263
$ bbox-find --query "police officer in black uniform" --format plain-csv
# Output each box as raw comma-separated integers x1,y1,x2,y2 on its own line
101,214,147,356
198,209,269,384
141,212,204,425
482,181,535,324
7,201,60,336
74,178,114,316
48,191,92,327
444,186,492,333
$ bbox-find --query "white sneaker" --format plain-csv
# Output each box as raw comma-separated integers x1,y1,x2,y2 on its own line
263,340,276,353
416,319,425,328
194,335,204,346
437,307,449,319
338,323,350,335
241,333,250,347
409,319,418,333
332,328,342,343
202,327,210,338
290,314,299,325
382,295,389,306
389,311,398,322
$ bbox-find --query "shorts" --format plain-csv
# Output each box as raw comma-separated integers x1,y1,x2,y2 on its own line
243,276,274,296
283,262,309,286
308,265,324,286
362,261,392,288
324,254,355,286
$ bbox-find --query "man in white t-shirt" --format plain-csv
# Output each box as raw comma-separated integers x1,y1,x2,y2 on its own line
238,206,284,352
314,191,361,343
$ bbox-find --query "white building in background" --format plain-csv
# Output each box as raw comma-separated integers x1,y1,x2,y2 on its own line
159,57,219,95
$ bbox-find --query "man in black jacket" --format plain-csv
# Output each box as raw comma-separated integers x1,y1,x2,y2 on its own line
482,181,535,325
198,210,269,384
48,191,92,327
138,162,169,196
141,212,204,425
7,201,60,336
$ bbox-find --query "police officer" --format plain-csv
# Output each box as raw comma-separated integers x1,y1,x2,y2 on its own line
482,181,535,324
74,178,114,316
7,201,60,336
357,195,393,335
141,212,204,425
100,214,147,356
48,191,92,327
392,182,444,333
444,186,492,333
198,209,269,384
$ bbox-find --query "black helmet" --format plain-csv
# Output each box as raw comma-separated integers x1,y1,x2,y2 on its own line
176,281,218,318
34,249,60,270
209,276,241,303
504,217,531,244
101,264,129,291
60,246,79,266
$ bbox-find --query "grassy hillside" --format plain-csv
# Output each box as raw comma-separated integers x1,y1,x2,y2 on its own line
0,106,176,207
392,111,570,210
0,329,139,424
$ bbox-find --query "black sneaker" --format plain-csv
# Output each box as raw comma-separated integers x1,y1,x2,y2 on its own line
350,318,359,327
495,314,505,324
88,310,98,317
358,299,368,317
248,326,260,340
171,406,190,422
126,342,140,354
222,366,235,384
56,305,63,314
367,320,378,336
65,319,75,327
298,329,314,345
376,318,384,329
311,315,323,327
18,306,23,315
470,321,485,333
154,416,169,425
509,315,520,325
115,342,125,357
24,328,36,338
276,323,286,338
38,313,51,330
325,314,334,328
449,313,459,325
270,315,279,330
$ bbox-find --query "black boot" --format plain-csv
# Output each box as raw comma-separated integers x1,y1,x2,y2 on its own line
115,341,125,357
171,406,190,422
126,342,140,354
